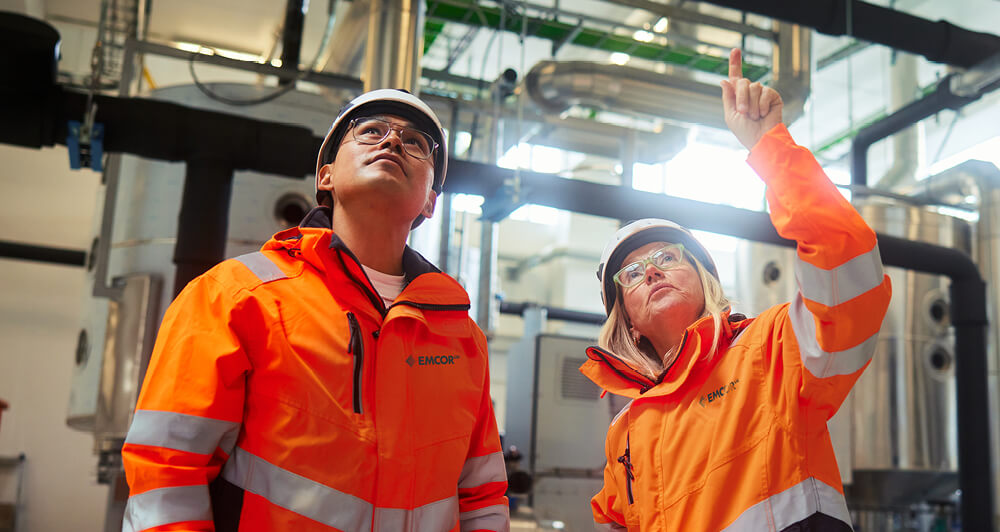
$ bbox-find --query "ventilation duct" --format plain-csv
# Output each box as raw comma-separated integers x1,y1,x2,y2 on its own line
318,0,370,76
364,0,425,92
525,22,811,129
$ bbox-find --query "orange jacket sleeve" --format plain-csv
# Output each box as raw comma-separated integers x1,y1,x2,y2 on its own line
747,124,892,422
457,327,510,532
121,273,252,532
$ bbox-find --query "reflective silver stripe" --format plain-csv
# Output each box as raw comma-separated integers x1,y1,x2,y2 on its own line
376,495,460,532
594,521,627,532
460,452,506,490
125,409,240,456
611,400,633,427
122,484,212,532
789,295,880,378
460,504,511,532
235,252,286,283
222,446,373,531
795,246,883,307
721,477,851,532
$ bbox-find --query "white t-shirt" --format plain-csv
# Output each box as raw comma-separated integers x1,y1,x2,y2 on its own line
362,265,406,307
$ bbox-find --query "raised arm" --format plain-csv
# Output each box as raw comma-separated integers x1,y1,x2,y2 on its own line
721,48,892,418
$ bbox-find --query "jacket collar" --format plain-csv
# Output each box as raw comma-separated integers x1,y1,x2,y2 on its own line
263,206,467,319
581,309,751,399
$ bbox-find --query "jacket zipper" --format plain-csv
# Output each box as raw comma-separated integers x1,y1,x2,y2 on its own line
618,434,635,505
346,312,364,414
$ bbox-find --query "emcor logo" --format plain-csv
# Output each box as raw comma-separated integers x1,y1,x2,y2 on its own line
406,355,460,367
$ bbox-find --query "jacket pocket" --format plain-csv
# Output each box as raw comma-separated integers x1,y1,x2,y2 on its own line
346,312,364,414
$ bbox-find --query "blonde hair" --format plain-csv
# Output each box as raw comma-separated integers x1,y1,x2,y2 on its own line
598,254,731,380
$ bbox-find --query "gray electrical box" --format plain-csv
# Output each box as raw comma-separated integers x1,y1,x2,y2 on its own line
505,331,611,531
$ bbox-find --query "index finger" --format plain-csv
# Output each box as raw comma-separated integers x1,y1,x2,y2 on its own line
728,48,742,80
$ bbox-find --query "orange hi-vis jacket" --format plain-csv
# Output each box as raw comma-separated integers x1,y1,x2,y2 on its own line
121,207,509,532
582,125,892,532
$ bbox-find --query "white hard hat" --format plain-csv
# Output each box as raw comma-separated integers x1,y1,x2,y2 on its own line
315,89,448,225
597,218,719,315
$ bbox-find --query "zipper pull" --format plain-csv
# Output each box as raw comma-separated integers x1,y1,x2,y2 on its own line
346,312,364,414
617,435,635,505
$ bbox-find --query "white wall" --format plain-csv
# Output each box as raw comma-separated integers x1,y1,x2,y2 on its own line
0,144,107,531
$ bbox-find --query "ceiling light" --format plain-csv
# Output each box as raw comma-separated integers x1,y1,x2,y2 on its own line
633,29,655,43
175,41,207,54
610,52,630,65
653,17,669,33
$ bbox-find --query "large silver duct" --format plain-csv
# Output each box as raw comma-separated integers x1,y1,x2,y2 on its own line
525,23,811,128
363,0,424,93
318,0,370,76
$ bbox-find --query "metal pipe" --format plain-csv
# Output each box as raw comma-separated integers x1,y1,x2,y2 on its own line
279,0,307,84
499,301,606,325
318,0,370,75
525,22,811,129
0,242,86,267
364,0,424,93
130,39,363,92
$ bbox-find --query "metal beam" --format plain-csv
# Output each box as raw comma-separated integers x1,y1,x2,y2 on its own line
423,0,770,80
605,0,776,40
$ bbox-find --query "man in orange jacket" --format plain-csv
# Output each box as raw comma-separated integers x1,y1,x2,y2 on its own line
121,89,510,532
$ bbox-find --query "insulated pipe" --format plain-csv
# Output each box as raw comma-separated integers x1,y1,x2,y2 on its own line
0,242,87,267
695,0,1000,69
850,76,978,186
173,158,235,297
279,0,307,84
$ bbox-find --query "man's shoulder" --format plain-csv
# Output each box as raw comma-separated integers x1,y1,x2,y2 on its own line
199,250,299,296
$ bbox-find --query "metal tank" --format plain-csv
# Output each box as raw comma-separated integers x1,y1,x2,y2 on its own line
732,197,970,513
849,199,970,508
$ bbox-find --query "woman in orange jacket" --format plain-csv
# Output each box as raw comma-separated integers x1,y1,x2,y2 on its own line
581,49,892,531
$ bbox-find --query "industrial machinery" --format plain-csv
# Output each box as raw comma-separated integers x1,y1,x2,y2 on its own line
504,306,611,532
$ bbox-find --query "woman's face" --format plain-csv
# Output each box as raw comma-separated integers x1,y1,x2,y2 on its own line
620,241,706,343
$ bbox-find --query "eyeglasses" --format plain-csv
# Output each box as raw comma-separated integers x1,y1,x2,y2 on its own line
613,244,687,289
349,117,438,160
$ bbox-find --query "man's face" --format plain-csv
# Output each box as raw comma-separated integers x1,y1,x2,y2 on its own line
316,113,436,224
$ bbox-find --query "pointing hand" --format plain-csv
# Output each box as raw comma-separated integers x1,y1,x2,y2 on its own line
720,48,783,150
